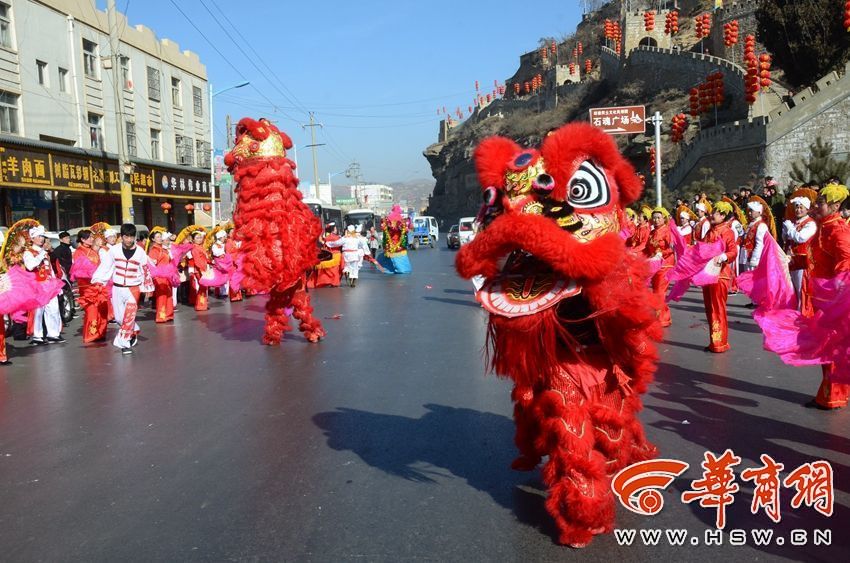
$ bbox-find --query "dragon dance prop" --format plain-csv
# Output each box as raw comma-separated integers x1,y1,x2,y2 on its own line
455,123,663,547
224,117,325,345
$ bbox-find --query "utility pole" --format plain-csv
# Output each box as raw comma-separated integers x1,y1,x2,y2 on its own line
225,115,233,149
650,111,663,207
107,0,133,223
346,161,363,205
302,112,325,199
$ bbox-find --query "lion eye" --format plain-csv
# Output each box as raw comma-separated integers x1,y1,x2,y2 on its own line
568,161,610,209
532,173,555,193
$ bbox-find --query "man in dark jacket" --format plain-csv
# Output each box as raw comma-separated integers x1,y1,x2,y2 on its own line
51,231,73,279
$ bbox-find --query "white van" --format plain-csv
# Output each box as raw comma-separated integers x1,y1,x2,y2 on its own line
458,217,477,245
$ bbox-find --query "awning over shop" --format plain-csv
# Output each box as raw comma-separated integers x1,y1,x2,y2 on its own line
0,135,218,201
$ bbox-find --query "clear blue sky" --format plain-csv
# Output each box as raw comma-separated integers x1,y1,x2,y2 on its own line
104,0,583,184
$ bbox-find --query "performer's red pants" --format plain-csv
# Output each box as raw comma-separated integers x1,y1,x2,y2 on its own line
702,278,730,353
193,276,208,311
0,329,6,363
154,278,174,322
651,269,671,327
78,278,108,342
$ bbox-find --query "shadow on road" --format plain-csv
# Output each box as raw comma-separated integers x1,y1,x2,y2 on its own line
647,362,850,560
313,404,561,544
421,296,480,308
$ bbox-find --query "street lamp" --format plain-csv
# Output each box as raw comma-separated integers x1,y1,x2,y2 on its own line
209,80,250,226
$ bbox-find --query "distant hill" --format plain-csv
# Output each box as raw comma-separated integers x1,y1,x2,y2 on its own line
332,178,435,208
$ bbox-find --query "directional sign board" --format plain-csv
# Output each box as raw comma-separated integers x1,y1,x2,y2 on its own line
589,105,646,135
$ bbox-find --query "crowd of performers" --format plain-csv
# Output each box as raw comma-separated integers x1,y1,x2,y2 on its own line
0,203,417,362
623,182,850,410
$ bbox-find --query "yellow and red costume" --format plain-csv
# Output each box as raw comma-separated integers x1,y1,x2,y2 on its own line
74,243,107,341
189,241,209,311
224,237,242,302
147,228,174,322
644,209,674,327
309,229,343,288
702,208,738,353
811,186,850,408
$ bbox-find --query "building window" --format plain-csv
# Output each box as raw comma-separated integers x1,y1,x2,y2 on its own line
175,134,193,165
120,56,132,90
147,66,160,101
171,77,181,108
36,60,48,86
0,90,19,134
126,121,136,157
0,2,13,50
196,139,210,168
58,67,68,93
88,113,103,149
150,128,161,160
193,85,203,117
82,39,98,79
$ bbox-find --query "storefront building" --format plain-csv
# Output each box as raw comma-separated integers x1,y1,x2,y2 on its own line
0,0,215,233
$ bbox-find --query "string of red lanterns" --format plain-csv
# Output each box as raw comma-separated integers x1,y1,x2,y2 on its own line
695,12,712,40
759,53,772,91
744,35,759,105
585,59,592,74
670,113,689,143
845,1,850,31
723,20,739,47
664,10,679,36
648,146,657,176
644,10,655,33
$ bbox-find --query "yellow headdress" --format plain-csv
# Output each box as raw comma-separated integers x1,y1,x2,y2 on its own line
785,187,819,220
146,226,167,253
821,183,849,204
676,204,696,221
722,196,747,228
90,222,111,243
652,206,670,218
715,201,733,215
625,208,637,219
695,197,713,215
175,224,207,245
640,204,653,220
0,218,40,266
748,195,776,239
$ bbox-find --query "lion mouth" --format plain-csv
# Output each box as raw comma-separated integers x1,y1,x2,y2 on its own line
478,250,582,318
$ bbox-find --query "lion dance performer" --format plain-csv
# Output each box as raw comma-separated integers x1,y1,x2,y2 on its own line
224,117,325,345
455,123,663,547
378,204,413,274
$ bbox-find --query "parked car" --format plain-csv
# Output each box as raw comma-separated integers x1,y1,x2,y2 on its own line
458,217,477,246
446,224,460,249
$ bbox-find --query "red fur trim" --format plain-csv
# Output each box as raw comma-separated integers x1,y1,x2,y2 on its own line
474,136,522,189
541,122,643,205
456,213,624,283
263,288,292,345
231,158,321,294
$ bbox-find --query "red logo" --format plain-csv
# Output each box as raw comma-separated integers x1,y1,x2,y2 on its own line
611,459,690,516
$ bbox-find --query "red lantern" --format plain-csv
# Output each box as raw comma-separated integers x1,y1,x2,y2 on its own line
670,113,689,143
844,0,850,31
604,19,612,39
524,81,530,94
202,203,212,212
551,40,557,55
758,53,772,91
569,62,576,75
648,146,656,176
667,10,679,35
577,42,583,56
644,10,655,32
160,201,171,214
724,20,739,47
514,83,521,94
185,204,194,213
572,48,578,59
585,59,592,73
689,88,700,117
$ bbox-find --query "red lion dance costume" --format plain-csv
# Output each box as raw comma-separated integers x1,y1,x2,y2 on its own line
456,123,663,547
225,118,325,345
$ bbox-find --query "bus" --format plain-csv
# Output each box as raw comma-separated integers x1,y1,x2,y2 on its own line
303,197,343,232
344,209,377,234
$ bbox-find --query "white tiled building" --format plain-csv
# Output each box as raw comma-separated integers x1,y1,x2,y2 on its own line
0,0,212,231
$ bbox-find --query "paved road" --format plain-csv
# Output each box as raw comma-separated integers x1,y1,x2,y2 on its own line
1,246,848,561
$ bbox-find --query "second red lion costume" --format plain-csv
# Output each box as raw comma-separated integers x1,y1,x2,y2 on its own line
456,123,663,547
225,118,325,345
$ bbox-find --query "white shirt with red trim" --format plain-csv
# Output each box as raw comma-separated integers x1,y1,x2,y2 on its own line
92,244,149,286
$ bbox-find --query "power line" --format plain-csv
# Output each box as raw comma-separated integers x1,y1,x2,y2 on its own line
194,0,304,120
166,0,299,125
205,0,311,117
